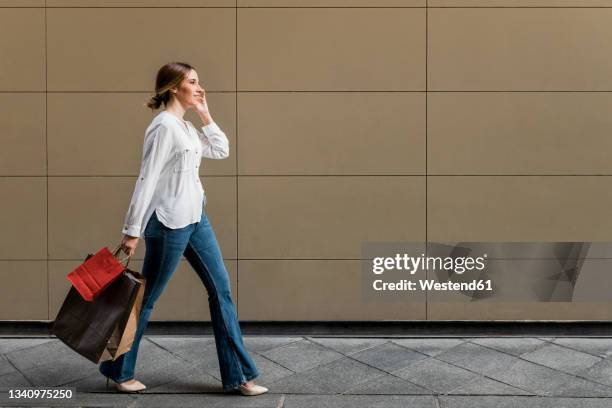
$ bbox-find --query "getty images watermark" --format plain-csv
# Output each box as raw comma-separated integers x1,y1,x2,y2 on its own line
371,252,491,292
361,242,612,302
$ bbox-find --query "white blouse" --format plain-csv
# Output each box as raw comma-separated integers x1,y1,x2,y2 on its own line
121,110,229,238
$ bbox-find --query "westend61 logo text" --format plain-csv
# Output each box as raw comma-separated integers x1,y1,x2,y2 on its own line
370,253,492,292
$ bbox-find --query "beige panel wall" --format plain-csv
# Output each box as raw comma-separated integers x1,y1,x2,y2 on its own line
46,7,235,91
237,7,425,91
426,4,612,320
1,2,610,322
0,8,45,91
428,8,612,91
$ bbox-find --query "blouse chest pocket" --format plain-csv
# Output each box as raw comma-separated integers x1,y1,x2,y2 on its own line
173,148,192,173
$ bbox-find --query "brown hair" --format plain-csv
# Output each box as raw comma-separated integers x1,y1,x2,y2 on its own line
146,62,195,110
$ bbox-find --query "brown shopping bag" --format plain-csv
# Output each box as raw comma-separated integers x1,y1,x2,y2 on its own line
52,253,146,364
102,271,145,361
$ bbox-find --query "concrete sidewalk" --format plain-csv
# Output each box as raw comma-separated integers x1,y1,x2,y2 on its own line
1,335,612,407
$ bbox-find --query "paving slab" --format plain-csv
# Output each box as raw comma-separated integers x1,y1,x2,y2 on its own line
435,342,520,376
266,371,339,394
0,356,17,377
128,393,282,408
1,336,612,407
470,337,547,356
446,375,533,396
260,338,344,373
486,359,577,396
283,394,437,408
243,336,303,353
439,396,612,408
391,338,465,356
0,370,32,390
553,338,612,358
308,337,387,356
246,352,295,385
392,357,479,393
521,343,602,375
552,376,612,398
0,390,135,407
350,342,428,372
297,356,387,393
343,373,432,395
0,338,55,355
578,357,612,387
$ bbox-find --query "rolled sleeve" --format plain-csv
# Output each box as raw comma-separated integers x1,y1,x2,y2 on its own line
199,121,230,159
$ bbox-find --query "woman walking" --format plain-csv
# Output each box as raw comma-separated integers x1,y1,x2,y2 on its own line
99,62,267,396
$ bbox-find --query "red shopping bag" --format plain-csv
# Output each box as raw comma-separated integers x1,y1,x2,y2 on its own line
67,244,130,302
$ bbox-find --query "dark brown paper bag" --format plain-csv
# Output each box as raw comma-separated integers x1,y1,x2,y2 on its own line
52,263,145,364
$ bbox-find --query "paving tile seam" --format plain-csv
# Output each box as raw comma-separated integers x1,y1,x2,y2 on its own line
313,340,436,394
251,349,299,375
126,337,227,384
261,337,402,395
285,354,390,394
276,394,286,408
443,396,612,400
338,371,405,396
258,337,304,353
467,337,605,378
7,337,612,399
465,336,552,356
0,339,55,357
417,355,536,396
548,338,612,359
442,372,535,396
493,364,612,397
4,356,34,388
257,336,317,372
259,336,308,353
346,356,434,394
306,336,391,357
61,372,101,388
462,337,612,392
380,339,511,394
140,377,192,393
529,338,608,361
89,390,247,395
388,338,468,357
126,393,139,408
144,337,212,370
326,338,487,395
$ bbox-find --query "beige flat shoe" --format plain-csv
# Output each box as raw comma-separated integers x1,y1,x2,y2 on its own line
238,383,268,396
111,378,147,393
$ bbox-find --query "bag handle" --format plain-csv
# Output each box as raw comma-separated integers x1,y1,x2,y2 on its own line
112,243,132,269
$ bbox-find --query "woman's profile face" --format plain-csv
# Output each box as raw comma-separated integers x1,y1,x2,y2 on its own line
173,69,204,109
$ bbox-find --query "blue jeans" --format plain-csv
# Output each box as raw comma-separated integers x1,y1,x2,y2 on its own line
99,208,259,391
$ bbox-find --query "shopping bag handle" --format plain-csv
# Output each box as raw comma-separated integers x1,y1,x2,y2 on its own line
112,243,132,269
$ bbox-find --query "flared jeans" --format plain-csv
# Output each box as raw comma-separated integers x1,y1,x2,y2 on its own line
99,208,259,391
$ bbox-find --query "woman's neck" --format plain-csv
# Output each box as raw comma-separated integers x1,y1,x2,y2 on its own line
164,100,187,122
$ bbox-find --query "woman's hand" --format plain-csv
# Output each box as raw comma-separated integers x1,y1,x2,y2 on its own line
121,234,139,258
194,89,209,115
